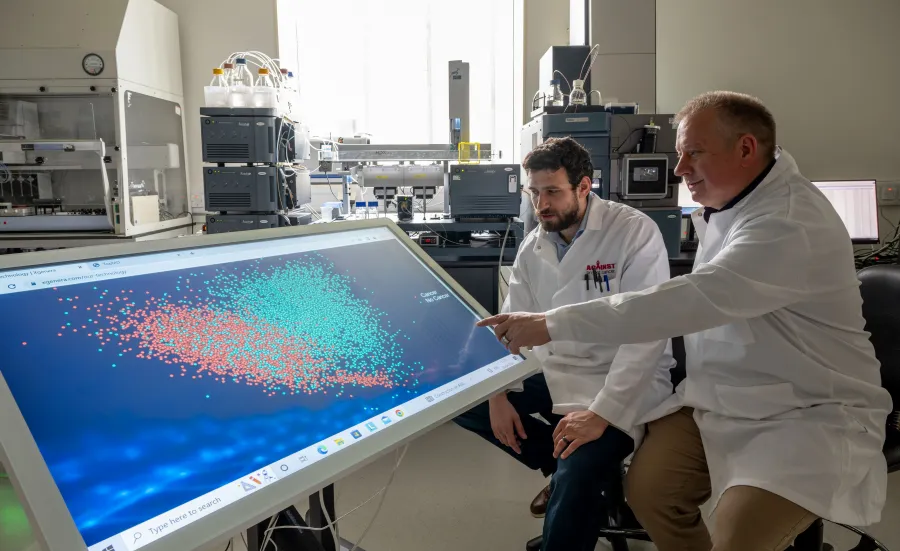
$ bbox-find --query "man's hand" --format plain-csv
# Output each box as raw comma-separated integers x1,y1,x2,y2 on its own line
489,392,527,454
552,410,609,460
477,312,551,354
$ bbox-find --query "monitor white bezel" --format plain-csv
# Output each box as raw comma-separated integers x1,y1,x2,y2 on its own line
0,218,539,551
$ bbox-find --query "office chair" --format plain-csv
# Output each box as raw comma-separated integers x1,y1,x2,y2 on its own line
591,337,686,551
768,265,900,551
834,265,900,551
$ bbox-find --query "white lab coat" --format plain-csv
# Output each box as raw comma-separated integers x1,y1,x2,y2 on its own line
505,195,676,439
544,149,892,525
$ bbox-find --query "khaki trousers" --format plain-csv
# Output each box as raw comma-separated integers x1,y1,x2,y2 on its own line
625,408,818,551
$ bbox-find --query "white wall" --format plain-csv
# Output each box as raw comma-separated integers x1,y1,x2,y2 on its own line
657,0,900,205
522,0,570,125
156,0,279,211
589,0,656,110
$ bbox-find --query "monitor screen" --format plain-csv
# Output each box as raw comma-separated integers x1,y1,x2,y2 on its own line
811,180,879,242
677,182,703,209
0,225,527,551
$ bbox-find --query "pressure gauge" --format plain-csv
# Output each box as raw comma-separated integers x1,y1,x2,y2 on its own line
82,53,105,76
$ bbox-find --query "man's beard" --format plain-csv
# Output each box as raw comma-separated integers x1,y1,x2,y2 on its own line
536,203,580,233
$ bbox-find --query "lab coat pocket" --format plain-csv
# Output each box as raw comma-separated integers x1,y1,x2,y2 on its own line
703,320,755,345
550,339,595,359
714,382,803,420
606,278,620,296
837,412,883,502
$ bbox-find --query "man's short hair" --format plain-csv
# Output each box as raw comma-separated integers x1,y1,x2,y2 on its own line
522,137,593,189
676,91,777,160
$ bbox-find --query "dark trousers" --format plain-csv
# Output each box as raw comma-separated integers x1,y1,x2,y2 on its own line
454,374,635,551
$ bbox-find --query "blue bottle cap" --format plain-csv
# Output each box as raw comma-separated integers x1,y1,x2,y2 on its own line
287,71,294,77
550,79,560,85
235,58,247,64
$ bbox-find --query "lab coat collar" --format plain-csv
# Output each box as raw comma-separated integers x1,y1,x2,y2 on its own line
756,147,795,193
694,147,795,225
691,147,798,248
545,197,591,249
583,192,606,232
702,158,776,222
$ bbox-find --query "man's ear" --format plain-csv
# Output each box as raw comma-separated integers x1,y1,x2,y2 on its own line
578,176,592,197
739,134,759,166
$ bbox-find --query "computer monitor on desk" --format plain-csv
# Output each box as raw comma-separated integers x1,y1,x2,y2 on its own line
0,220,536,551
678,183,701,243
812,180,879,244
678,182,703,212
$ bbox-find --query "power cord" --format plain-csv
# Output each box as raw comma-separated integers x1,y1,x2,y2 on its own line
323,170,342,203
855,220,900,268
320,490,339,551
613,128,643,154
879,206,898,233
348,444,407,551
261,445,409,550
259,512,280,551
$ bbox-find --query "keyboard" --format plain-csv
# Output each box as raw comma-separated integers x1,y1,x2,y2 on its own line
680,240,699,253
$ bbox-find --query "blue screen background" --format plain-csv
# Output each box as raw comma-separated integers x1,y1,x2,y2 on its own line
0,236,509,546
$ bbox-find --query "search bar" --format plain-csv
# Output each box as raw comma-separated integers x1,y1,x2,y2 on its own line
121,472,270,550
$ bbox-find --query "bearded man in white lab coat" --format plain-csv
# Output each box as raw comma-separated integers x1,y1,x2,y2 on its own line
478,91,892,551
454,137,676,551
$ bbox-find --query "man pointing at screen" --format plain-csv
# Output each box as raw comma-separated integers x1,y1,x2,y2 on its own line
455,137,675,551
478,92,890,550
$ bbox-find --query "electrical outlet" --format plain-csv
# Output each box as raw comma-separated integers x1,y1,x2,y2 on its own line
190,192,205,210
878,182,900,206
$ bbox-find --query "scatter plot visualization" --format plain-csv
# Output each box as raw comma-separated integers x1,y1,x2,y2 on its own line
1,233,511,547
56,254,423,398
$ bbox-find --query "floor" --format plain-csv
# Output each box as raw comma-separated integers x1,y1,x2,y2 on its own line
3,422,899,551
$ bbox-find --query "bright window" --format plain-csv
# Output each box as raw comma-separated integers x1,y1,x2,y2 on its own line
287,0,515,158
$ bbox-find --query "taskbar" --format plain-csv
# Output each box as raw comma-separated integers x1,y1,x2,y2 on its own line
89,353,525,551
